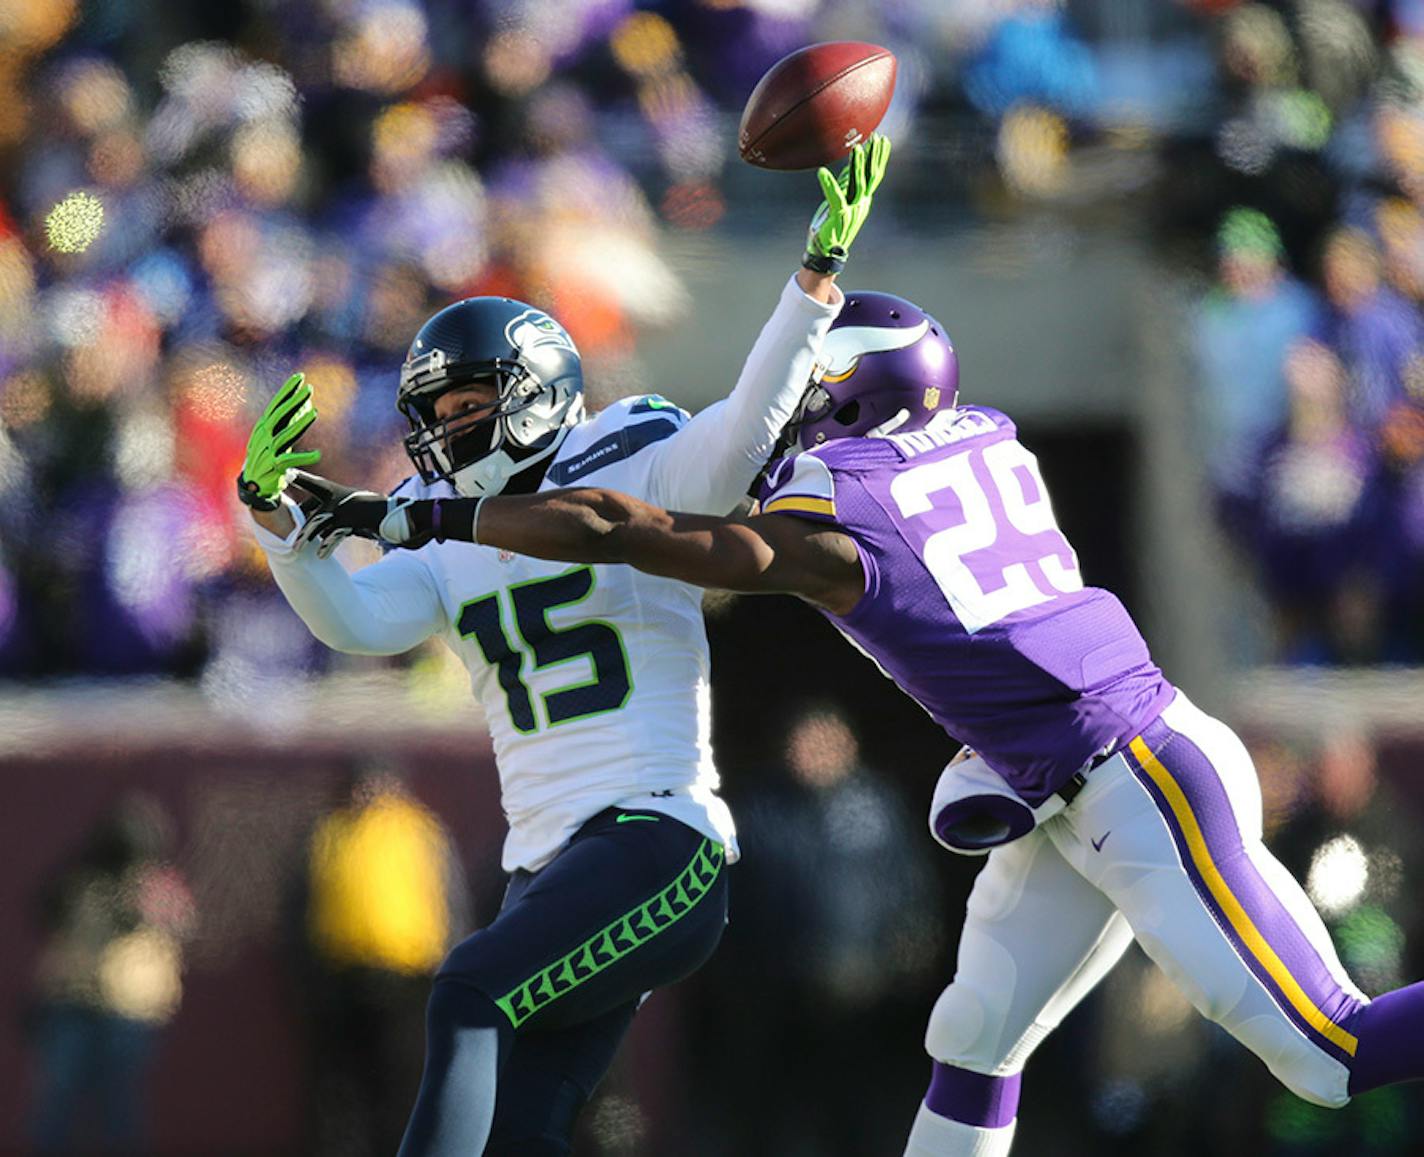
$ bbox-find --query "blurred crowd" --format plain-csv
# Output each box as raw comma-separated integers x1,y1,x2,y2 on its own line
0,0,1370,688
6,2,1424,1155
1184,2,1424,664
0,0,734,686
27,792,195,1155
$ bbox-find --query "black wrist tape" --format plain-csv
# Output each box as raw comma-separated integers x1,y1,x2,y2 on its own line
236,472,281,512
426,498,478,543
801,245,847,275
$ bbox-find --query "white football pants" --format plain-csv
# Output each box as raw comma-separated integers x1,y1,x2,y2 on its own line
922,692,1367,1117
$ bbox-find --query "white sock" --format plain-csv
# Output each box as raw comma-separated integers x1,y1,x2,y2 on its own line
902,1102,1017,1157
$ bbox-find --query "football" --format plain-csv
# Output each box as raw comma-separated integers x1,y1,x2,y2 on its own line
738,41,897,171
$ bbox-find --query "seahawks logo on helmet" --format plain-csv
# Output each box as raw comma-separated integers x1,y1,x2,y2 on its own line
504,308,578,357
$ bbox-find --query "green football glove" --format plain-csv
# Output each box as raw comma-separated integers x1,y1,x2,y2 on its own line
237,372,321,512
803,132,892,275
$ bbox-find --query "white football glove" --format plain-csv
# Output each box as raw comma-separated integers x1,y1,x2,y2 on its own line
290,471,429,559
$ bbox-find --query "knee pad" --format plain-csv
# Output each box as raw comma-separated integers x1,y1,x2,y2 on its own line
425,977,504,1033
1232,1014,1350,1109
1130,928,1247,1024
925,982,995,1069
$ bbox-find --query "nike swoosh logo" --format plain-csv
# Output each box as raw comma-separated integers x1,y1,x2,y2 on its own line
617,813,661,824
1091,832,1111,852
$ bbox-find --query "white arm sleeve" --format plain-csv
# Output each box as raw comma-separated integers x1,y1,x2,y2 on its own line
254,499,447,656
647,274,842,515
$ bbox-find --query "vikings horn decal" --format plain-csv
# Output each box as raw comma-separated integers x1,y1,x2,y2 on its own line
504,308,578,356
817,320,931,383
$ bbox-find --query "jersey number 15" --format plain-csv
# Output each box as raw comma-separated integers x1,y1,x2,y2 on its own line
458,567,633,733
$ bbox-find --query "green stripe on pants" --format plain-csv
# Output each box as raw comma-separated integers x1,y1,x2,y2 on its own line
494,839,725,1028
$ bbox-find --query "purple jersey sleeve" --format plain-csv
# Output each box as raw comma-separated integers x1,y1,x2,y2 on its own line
757,451,841,523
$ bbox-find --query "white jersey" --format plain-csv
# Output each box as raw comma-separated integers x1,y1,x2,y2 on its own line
388,399,731,870
256,275,841,871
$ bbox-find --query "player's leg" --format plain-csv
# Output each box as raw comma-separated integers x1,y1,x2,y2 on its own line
904,824,1134,1157
484,1000,637,1156
395,918,519,1155
397,809,727,1157
1049,691,1421,1108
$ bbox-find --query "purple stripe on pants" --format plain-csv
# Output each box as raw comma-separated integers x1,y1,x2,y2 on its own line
1126,715,1364,1066
924,1062,1021,1128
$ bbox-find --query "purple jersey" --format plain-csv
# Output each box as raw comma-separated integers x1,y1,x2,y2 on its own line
758,406,1174,805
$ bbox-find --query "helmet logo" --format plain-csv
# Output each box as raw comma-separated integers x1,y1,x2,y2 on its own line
504,308,577,356
924,386,941,410
817,319,930,380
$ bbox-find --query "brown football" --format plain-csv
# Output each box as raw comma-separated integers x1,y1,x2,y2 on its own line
738,41,897,171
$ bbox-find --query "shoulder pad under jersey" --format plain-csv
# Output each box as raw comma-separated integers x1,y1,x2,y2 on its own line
758,451,840,523
545,395,688,487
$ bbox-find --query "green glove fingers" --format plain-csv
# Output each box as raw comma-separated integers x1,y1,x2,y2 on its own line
804,132,892,272
847,139,868,202
239,372,322,508
276,401,318,452
279,445,323,473
866,132,891,189
265,373,312,441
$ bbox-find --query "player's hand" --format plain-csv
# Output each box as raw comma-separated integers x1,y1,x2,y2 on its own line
290,471,434,558
803,133,891,274
238,373,321,511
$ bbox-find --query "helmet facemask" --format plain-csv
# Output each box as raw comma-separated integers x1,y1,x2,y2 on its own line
398,347,584,498
777,380,833,457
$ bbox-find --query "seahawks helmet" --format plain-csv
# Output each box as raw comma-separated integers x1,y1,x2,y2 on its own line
398,297,585,497
787,291,958,451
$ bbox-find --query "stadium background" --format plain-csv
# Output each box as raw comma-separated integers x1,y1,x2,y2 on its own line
2,0,1424,1153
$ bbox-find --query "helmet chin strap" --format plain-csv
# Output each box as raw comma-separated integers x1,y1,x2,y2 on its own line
866,408,911,439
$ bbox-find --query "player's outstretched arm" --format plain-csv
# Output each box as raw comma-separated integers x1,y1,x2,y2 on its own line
283,475,864,613
477,488,865,614
263,541,449,656
644,135,890,515
236,382,447,656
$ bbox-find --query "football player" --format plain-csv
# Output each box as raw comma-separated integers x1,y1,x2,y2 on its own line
237,137,891,1157
301,289,1424,1156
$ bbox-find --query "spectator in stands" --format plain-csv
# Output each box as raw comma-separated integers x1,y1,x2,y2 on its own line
1194,208,1324,531
961,0,1098,121
1323,225,1424,432
298,763,468,1157
27,792,196,1155
1254,339,1387,662
1257,732,1424,1154
695,706,941,1157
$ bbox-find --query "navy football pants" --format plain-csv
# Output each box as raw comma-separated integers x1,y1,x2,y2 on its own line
398,808,728,1155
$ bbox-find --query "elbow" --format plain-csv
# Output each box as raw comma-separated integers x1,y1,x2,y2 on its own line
304,616,411,657
307,623,383,656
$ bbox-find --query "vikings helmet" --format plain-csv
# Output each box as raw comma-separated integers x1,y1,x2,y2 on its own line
787,291,958,451
398,297,585,497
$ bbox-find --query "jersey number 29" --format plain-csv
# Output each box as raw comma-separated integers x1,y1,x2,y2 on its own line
458,567,633,733
889,440,1082,633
